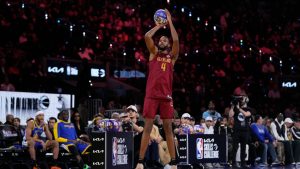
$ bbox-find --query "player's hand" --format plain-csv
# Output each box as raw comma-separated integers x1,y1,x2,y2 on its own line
155,21,168,28
165,9,172,22
41,141,47,151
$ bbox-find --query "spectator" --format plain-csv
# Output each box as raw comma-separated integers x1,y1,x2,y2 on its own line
0,76,15,91
13,117,25,142
291,118,300,166
48,117,57,139
251,115,280,167
270,113,286,164
71,111,87,138
202,101,221,122
4,114,14,126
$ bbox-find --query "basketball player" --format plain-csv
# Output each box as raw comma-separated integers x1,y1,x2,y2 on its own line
135,9,179,169
26,111,61,169
54,110,91,169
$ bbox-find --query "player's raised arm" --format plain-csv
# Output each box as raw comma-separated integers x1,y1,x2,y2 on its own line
144,25,163,56
165,9,179,64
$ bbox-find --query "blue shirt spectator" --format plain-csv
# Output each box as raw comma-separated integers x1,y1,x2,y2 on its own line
251,122,274,143
202,101,221,121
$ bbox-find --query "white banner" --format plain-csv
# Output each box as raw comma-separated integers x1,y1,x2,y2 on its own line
0,91,75,125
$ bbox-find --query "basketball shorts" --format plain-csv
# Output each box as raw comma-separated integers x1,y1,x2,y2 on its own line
143,98,174,119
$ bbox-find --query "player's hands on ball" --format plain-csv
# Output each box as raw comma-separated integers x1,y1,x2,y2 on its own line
164,9,172,23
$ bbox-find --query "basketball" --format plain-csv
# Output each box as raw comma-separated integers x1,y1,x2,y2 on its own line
154,9,167,25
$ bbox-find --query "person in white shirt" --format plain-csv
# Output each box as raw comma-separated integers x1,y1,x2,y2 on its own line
203,116,214,134
270,113,286,164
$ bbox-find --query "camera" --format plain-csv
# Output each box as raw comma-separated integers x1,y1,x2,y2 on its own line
231,95,243,106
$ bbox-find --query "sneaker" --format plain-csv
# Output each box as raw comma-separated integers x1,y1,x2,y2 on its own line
271,160,280,166
33,165,40,169
259,163,268,167
164,164,171,169
83,164,91,169
204,163,213,168
135,163,144,169
213,163,223,168
50,166,61,169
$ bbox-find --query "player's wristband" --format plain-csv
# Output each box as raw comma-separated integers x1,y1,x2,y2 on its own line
138,158,144,164
169,159,177,165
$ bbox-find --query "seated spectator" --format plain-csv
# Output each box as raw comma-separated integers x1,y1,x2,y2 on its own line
25,111,60,169
71,111,89,142
54,110,91,169
13,117,25,143
174,113,194,135
145,124,163,168
111,112,120,121
48,117,57,139
202,101,221,122
251,115,280,167
270,113,286,164
4,114,14,126
0,76,15,91
291,118,300,166
203,116,214,134
283,118,295,165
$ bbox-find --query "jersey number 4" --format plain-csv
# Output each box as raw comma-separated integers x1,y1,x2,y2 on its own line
161,63,167,71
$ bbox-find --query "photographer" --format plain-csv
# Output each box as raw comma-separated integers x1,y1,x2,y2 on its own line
202,101,221,122
229,95,252,168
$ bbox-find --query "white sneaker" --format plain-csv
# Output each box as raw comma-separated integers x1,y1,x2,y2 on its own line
135,163,144,169
164,164,171,169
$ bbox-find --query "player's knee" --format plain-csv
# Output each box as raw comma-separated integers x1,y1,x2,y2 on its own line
27,140,35,147
52,140,59,147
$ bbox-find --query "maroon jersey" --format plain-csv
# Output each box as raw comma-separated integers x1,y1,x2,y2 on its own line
145,53,174,100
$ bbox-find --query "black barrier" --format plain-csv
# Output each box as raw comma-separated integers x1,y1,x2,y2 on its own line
177,134,227,164
91,132,134,169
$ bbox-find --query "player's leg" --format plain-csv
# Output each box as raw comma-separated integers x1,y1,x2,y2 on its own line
46,140,61,169
160,101,177,168
46,140,59,160
27,139,36,160
136,98,158,169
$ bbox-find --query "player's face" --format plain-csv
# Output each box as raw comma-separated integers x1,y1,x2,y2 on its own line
37,114,44,121
62,112,69,121
158,36,170,50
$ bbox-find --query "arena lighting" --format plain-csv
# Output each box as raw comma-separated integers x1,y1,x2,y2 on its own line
21,3,24,8
189,12,192,17
249,47,252,51
69,25,73,32
205,20,208,26
83,31,86,37
213,26,216,31
7,2,11,6
45,13,48,20
96,36,99,40
259,50,262,55
185,53,188,56
167,0,170,4
195,50,199,53
269,56,272,61
123,52,127,56
197,17,200,22
181,8,184,13
110,43,113,48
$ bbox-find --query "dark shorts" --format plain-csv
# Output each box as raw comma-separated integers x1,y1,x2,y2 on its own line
35,140,48,149
143,98,174,119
